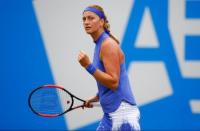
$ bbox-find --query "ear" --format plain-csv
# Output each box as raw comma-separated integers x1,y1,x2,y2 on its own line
100,19,105,27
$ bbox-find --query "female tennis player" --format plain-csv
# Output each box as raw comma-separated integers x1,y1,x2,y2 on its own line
78,5,140,131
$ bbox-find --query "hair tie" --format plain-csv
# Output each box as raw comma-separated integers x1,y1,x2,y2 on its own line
105,29,110,35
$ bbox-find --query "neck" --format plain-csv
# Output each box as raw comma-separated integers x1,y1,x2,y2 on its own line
90,29,104,43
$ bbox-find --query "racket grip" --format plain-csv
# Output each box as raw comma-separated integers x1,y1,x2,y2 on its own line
91,102,101,107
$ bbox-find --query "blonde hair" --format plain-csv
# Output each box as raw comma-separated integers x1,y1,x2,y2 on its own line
88,5,119,44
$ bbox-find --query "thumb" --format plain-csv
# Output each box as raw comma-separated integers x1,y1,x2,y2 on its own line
80,50,86,55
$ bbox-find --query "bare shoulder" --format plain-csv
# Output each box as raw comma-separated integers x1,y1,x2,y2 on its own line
100,37,124,63
101,37,119,51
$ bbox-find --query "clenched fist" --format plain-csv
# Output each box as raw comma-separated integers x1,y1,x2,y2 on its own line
78,50,91,68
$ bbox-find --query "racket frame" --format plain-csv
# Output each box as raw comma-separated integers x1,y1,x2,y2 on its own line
28,84,86,117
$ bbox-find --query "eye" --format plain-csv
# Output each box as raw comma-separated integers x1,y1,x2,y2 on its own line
82,17,86,21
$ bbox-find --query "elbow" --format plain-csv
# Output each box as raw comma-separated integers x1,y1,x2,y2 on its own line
110,80,119,91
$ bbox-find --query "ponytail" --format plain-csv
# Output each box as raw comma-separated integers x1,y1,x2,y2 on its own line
104,28,119,44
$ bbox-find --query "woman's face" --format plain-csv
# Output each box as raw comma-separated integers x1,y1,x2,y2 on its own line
82,11,103,34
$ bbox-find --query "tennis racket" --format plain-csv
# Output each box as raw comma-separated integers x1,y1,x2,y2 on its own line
28,84,99,117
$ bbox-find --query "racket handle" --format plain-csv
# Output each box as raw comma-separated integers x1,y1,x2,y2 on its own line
91,102,101,107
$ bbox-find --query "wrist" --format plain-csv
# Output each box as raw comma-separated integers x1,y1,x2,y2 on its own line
86,63,96,75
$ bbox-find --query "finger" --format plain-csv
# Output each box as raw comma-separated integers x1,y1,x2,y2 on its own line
79,52,85,58
80,50,86,55
78,53,85,60
89,104,93,108
84,101,91,108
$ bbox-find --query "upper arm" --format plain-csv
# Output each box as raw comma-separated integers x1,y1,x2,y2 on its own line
100,39,120,80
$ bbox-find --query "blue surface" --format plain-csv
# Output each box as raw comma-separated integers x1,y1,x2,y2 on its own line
186,0,200,19
185,36,200,60
0,0,67,130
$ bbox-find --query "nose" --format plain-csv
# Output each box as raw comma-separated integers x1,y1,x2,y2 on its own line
84,18,89,25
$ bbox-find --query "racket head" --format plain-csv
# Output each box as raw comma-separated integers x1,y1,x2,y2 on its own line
28,84,73,117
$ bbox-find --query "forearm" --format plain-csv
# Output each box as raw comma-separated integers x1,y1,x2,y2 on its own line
92,69,118,91
88,95,99,102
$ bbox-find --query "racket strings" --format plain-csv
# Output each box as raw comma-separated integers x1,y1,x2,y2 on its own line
30,88,72,115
